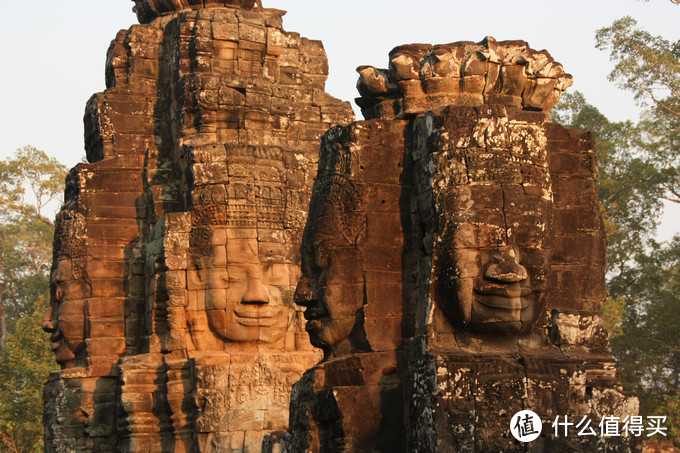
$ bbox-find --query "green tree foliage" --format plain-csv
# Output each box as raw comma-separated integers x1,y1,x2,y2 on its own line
611,237,680,440
0,145,66,229
593,15,680,442
552,92,665,282
553,90,680,442
0,299,55,453
596,17,680,204
596,16,680,115
0,146,66,345
0,146,64,452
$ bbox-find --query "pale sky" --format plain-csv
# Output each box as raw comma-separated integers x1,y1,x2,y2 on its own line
0,0,678,236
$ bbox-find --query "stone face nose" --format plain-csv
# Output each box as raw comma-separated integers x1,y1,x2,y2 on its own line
241,271,270,304
484,247,528,283
294,276,313,306
42,306,56,334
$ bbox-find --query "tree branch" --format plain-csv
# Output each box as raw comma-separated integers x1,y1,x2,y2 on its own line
0,199,54,229
662,196,680,204
645,88,680,118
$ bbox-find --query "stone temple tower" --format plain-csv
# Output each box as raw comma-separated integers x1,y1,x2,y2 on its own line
43,1,353,451
283,38,640,452
44,3,641,452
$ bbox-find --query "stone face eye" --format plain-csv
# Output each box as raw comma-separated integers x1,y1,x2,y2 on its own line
314,243,330,269
55,284,64,302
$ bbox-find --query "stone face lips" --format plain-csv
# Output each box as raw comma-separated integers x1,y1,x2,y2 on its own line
43,3,353,452
356,36,574,120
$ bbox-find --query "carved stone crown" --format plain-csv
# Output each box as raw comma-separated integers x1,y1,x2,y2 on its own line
132,0,263,23
356,36,573,120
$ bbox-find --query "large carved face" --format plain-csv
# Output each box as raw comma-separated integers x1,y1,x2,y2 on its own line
431,119,552,336
42,256,89,368
204,227,291,345
295,209,364,356
433,185,551,335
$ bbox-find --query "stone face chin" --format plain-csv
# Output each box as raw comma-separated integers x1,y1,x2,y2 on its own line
44,2,639,451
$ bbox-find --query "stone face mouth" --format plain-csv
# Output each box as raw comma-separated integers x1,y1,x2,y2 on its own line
474,283,533,309
234,306,278,319
49,331,63,350
301,298,328,321
302,302,330,336
233,307,281,327
235,317,278,327
304,319,325,334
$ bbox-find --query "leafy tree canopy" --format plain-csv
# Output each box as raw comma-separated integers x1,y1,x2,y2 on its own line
596,17,680,204
0,146,64,452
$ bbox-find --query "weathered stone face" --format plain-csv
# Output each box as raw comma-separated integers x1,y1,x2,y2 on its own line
202,228,290,345
282,120,407,452
295,215,365,355
43,211,90,369
424,111,552,336
295,167,366,357
44,257,86,366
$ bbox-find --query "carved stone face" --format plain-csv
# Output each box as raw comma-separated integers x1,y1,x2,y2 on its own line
295,210,365,356
433,182,551,336
42,256,89,368
204,228,291,345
